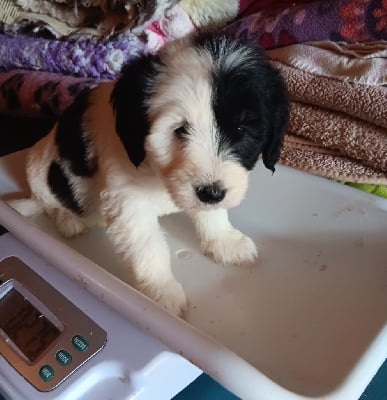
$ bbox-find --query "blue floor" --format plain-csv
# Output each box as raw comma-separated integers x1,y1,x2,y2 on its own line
174,359,387,400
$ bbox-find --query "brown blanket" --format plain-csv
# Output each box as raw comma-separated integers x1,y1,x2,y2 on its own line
268,43,387,184
282,136,387,185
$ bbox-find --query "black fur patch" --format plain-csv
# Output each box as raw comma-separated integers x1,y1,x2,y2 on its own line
55,89,98,177
110,55,162,167
48,161,83,214
195,34,289,172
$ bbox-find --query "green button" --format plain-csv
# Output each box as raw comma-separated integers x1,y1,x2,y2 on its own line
56,349,72,366
72,335,89,352
39,365,54,382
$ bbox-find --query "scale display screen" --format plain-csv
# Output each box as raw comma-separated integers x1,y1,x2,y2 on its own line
0,256,107,392
0,280,63,364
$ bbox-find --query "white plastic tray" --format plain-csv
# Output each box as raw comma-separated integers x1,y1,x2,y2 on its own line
1,149,386,400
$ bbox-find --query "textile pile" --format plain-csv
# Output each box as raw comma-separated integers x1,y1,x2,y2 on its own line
0,0,386,196
228,0,387,195
268,42,387,185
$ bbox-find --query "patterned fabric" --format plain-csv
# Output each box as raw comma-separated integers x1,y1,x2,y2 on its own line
1,0,386,117
0,33,145,79
225,0,387,49
1,0,385,79
0,0,179,39
0,70,97,118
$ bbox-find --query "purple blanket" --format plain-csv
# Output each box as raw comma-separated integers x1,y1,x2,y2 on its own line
0,33,145,80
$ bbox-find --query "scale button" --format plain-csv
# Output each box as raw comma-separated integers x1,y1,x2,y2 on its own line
39,365,54,382
72,335,89,352
56,349,72,366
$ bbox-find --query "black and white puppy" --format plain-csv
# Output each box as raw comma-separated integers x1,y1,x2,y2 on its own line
12,34,289,316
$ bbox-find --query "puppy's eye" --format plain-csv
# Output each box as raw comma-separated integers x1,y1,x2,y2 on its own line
235,111,257,135
236,125,249,134
237,126,245,133
174,124,190,139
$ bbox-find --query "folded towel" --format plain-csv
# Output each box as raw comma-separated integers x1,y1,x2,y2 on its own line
267,41,387,86
281,135,387,185
271,60,387,129
267,39,387,186
288,102,387,173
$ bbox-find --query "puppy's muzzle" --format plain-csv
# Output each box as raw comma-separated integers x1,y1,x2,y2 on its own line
195,183,226,204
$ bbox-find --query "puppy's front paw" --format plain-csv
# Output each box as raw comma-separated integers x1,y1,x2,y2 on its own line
55,211,87,238
139,279,188,317
202,229,258,265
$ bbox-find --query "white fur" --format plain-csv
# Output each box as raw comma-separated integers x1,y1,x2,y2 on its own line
146,40,250,210
11,39,258,317
190,209,258,265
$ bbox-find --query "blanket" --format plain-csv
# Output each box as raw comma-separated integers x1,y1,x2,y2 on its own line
0,34,145,79
0,70,97,118
0,0,386,79
281,136,387,185
268,41,387,186
267,41,387,86
0,0,179,37
283,104,387,184
0,0,239,76
225,0,387,48
269,59,387,127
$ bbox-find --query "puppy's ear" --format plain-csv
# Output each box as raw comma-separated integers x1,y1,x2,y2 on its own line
262,67,289,173
110,55,161,167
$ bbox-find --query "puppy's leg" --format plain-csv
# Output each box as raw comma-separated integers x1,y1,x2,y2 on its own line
190,208,258,265
102,196,187,316
50,208,88,238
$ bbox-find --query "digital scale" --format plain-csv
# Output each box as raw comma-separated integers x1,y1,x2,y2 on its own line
0,256,107,393
0,149,386,400
0,231,201,400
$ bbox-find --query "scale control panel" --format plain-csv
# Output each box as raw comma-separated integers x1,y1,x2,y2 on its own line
0,256,107,392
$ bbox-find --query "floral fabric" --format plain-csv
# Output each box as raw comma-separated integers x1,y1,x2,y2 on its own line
225,0,387,49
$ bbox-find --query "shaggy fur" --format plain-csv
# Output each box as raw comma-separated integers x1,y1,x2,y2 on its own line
10,34,289,316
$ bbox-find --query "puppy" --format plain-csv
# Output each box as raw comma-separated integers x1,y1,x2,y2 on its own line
11,34,289,316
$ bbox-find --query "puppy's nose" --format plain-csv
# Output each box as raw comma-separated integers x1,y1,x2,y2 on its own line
195,183,226,204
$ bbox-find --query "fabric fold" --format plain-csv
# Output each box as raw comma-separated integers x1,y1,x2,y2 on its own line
0,0,179,38
280,135,387,185
0,34,145,79
267,41,387,86
288,101,387,173
270,60,387,129
267,39,387,186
